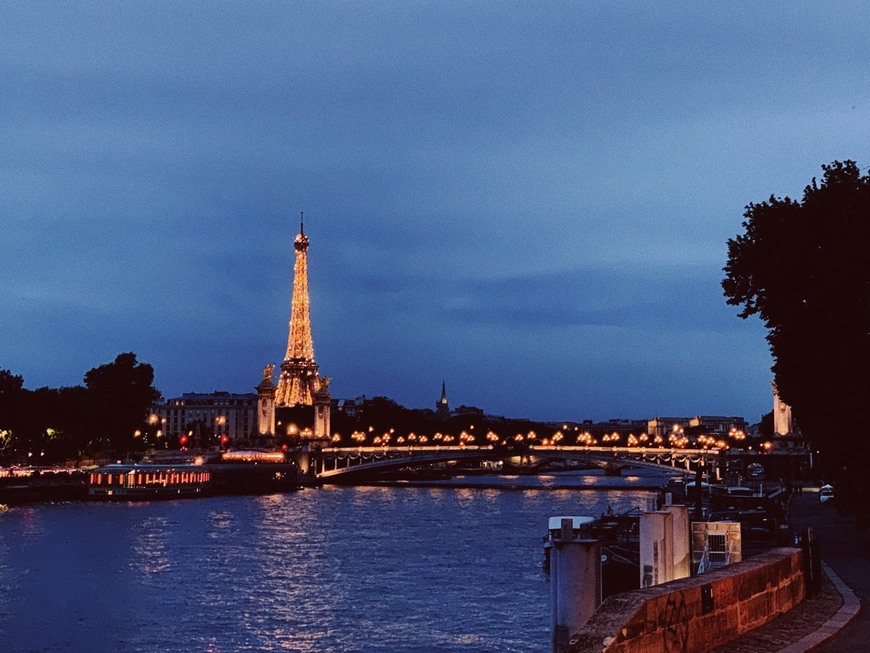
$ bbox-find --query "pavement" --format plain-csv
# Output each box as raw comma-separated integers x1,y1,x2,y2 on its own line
711,487,866,653
790,488,868,652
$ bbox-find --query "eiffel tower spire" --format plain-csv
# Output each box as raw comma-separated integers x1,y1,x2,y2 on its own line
275,212,319,407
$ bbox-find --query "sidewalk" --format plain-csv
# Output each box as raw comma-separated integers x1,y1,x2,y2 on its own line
790,488,868,652
711,488,864,653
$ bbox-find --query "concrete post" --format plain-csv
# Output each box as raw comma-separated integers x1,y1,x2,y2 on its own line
550,518,600,652
640,510,673,588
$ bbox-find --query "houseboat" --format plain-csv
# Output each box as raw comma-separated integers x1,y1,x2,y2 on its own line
89,463,212,500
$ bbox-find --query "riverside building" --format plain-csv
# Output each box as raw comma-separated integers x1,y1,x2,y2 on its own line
149,392,257,446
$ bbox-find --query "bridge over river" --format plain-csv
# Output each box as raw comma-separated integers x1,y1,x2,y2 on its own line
304,445,722,480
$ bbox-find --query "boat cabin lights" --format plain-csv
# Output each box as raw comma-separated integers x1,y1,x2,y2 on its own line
221,451,286,463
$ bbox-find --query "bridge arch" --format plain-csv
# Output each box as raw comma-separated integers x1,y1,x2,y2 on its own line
311,446,718,481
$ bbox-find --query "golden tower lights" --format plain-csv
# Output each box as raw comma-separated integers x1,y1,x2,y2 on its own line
275,213,320,407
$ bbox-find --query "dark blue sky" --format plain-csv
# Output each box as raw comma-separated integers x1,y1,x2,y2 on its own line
3,3,868,423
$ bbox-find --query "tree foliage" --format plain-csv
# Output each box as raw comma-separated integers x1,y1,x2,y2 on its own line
723,161,870,482
84,353,162,454
0,354,161,463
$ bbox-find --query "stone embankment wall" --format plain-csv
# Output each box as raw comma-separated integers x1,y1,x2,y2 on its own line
568,548,805,653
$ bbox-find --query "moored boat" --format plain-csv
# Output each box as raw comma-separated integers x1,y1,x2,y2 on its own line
88,463,211,500
88,456,301,500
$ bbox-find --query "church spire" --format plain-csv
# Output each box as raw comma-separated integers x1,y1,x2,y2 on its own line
275,214,318,407
436,380,450,419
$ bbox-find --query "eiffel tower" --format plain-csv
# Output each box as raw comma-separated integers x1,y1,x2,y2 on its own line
275,213,319,407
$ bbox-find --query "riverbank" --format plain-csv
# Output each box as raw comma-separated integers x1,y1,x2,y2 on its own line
708,488,864,652
564,488,870,653
567,488,863,653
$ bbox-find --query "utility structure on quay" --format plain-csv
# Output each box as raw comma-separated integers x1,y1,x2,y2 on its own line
259,213,331,441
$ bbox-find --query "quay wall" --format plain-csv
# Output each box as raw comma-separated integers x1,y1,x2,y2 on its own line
567,547,805,653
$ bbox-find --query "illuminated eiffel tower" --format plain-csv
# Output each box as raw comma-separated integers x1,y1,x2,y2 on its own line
275,213,320,407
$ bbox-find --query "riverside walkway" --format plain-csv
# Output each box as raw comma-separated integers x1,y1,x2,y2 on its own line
793,488,867,652
711,488,866,653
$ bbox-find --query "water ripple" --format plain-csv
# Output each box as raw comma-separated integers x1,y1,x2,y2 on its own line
0,482,654,652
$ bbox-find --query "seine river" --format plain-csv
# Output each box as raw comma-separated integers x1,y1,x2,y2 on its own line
0,473,661,653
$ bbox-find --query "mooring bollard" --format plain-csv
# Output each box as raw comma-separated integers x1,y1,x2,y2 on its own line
550,517,601,652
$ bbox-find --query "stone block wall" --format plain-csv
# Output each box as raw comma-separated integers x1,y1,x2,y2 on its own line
568,548,805,653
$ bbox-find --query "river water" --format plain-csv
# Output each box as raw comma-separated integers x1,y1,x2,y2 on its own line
0,473,661,653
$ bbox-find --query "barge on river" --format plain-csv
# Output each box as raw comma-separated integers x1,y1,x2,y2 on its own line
89,464,211,500
88,455,301,501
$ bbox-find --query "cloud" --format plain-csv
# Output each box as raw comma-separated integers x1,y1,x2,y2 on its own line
2,2,867,423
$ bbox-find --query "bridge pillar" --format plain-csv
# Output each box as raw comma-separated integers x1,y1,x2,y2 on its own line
550,519,600,652
289,449,313,476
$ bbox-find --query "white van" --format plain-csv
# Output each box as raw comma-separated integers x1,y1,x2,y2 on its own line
818,484,835,504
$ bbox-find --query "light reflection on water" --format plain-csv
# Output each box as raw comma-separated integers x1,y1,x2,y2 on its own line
0,480,656,652
132,516,171,575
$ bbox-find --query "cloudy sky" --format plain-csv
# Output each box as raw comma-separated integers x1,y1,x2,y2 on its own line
2,2,868,423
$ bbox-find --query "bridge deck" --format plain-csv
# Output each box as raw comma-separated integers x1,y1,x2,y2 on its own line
313,445,718,479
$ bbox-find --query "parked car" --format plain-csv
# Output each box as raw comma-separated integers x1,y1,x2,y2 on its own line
819,484,835,504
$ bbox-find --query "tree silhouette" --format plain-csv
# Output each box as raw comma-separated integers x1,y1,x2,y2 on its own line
83,353,162,455
723,161,870,515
